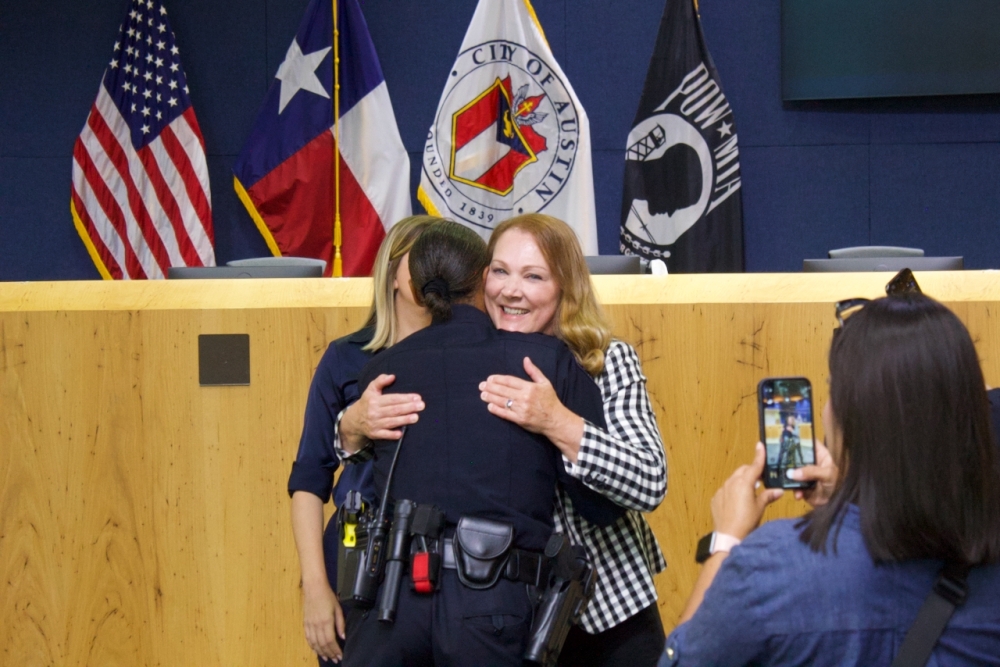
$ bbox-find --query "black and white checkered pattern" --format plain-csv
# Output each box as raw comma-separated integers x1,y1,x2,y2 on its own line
335,339,667,634
556,339,667,633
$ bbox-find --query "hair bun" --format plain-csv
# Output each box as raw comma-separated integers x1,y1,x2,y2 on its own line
421,276,451,301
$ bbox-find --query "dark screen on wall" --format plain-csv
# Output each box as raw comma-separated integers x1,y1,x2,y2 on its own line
782,0,1000,100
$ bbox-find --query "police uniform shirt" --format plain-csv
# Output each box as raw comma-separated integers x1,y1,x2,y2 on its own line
358,305,618,552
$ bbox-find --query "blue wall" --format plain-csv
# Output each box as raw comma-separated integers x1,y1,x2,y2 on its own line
2,0,999,280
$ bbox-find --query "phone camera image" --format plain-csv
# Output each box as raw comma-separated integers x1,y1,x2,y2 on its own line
758,378,817,490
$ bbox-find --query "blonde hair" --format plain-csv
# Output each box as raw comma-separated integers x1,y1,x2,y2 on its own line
487,214,612,376
364,215,442,351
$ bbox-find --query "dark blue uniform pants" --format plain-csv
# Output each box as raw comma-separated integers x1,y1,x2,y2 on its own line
342,571,533,667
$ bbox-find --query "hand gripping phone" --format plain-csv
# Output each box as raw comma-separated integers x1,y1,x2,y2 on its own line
758,377,817,489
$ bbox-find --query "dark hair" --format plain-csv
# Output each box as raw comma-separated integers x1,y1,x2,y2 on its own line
408,221,489,322
800,293,1000,565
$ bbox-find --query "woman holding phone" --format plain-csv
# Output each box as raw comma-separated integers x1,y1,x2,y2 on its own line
663,294,1000,665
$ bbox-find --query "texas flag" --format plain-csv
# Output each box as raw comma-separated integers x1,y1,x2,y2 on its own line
233,0,410,276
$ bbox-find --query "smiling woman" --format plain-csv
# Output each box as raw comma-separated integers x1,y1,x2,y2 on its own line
479,214,669,667
484,215,612,377
485,228,561,335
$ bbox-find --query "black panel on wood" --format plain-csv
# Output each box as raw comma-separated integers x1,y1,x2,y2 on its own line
198,334,250,386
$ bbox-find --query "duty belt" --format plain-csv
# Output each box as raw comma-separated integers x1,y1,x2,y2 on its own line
441,538,551,587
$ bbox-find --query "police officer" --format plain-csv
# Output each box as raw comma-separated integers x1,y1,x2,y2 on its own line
339,221,619,667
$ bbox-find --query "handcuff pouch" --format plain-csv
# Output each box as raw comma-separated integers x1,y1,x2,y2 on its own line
453,516,514,590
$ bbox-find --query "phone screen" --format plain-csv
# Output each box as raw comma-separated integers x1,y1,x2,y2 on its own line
758,377,817,489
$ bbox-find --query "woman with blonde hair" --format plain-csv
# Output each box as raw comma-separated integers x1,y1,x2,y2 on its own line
288,215,440,665
477,213,668,666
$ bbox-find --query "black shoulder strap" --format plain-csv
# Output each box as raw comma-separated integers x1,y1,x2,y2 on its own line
890,563,970,667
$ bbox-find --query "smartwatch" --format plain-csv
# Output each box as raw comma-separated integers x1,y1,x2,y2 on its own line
695,532,741,564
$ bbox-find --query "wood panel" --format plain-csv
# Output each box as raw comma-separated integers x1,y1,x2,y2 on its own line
1,300,369,666
1,272,998,665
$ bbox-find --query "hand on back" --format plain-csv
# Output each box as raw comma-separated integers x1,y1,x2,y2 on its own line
341,374,424,448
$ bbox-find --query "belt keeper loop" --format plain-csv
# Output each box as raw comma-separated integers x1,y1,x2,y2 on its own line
508,550,520,580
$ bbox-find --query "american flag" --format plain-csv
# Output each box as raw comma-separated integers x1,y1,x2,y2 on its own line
71,0,214,279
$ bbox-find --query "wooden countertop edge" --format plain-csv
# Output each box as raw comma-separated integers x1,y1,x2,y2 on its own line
1,271,997,312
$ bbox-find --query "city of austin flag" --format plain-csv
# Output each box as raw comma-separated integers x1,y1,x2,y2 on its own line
417,0,598,253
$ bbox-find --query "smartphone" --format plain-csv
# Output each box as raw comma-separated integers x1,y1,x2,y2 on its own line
757,377,817,489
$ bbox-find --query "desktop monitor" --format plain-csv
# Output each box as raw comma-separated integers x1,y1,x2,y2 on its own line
802,257,964,272
586,255,646,275
167,265,324,279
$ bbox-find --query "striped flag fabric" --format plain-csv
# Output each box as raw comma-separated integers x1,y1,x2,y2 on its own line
418,0,598,254
71,0,215,280
233,0,411,277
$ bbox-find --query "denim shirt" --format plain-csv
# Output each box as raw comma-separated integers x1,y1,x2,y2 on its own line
663,505,1000,666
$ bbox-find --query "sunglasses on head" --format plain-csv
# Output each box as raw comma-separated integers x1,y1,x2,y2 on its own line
834,268,922,329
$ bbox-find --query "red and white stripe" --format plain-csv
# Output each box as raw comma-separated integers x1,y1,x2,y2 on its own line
71,84,214,279
338,80,412,238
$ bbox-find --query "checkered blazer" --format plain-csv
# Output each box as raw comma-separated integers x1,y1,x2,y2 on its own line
557,339,667,634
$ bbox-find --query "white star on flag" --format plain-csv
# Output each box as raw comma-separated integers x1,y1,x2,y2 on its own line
274,39,331,114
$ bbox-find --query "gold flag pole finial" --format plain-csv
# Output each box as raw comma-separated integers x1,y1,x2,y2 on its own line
332,0,343,277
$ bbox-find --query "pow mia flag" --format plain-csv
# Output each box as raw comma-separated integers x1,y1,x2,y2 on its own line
620,0,743,272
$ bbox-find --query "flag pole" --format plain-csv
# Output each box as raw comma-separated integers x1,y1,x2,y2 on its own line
332,0,343,277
